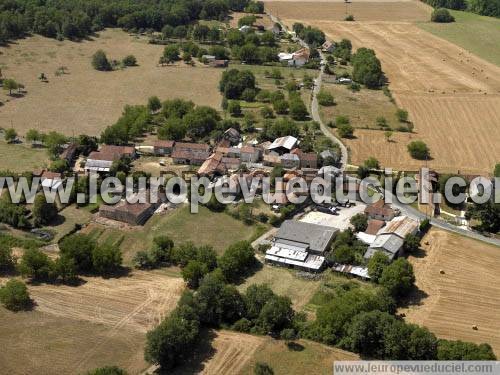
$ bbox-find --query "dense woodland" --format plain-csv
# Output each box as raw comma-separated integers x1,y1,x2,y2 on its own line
0,0,262,43
422,0,500,17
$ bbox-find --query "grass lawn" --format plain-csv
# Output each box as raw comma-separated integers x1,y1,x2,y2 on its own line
0,141,49,172
319,83,400,130
238,265,323,311
418,10,500,66
44,205,93,242
241,336,359,375
306,270,377,312
84,205,268,264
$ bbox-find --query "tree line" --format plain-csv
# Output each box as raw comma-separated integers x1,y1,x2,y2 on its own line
0,0,261,44
422,0,500,17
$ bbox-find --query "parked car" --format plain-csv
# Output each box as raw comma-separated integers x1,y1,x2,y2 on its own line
316,205,338,215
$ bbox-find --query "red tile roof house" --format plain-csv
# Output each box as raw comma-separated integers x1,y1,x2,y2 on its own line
85,145,136,173
172,142,211,166
364,200,397,221
153,140,175,156
197,152,227,176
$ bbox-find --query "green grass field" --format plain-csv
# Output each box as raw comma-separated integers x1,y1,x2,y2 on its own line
418,10,500,66
0,141,49,172
84,205,267,264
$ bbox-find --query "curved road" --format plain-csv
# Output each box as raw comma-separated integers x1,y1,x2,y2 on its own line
269,12,500,247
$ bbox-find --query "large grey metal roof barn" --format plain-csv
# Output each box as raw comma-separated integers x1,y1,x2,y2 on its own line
275,220,337,254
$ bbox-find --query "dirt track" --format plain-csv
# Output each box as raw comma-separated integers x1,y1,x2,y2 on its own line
401,229,500,356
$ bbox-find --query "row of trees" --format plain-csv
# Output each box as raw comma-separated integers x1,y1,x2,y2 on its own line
14,233,122,283
0,0,260,44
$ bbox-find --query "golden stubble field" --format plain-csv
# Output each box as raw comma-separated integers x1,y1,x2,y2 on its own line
0,270,184,374
0,29,222,136
171,330,359,375
400,229,500,356
265,1,500,174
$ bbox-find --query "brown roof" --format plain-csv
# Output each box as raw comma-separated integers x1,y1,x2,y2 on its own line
365,219,385,235
198,152,225,175
41,171,62,180
364,199,395,218
299,152,318,162
60,143,78,159
241,146,259,154
154,140,175,148
89,145,135,162
217,139,231,148
174,142,210,152
172,149,210,160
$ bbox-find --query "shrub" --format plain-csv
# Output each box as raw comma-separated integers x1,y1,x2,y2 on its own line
431,8,455,23
317,90,335,106
407,140,430,160
345,14,355,21
92,244,122,275
289,98,309,121
17,248,57,281
337,123,354,138
122,55,137,66
254,362,274,375
0,279,31,311
92,50,112,71
228,101,242,116
364,157,380,170
273,99,289,115
260,106,274,119
350,213,368,232
335,115,350,126
396,108,409,122
241,88,257,102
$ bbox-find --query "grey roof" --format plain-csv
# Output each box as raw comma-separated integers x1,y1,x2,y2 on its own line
365,233,404,260
275,220,337,253
85,159,113,171
281,153,299,161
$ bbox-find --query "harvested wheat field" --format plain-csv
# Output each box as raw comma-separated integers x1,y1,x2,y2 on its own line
0,29,222,136
0,309,148,375
266,0,500,173
400,229,500,356
265,1,431,22
0,270,184,374
173,330,358,375
318,21,500,174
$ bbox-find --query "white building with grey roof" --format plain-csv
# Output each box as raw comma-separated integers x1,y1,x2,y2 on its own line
265,220,338,272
